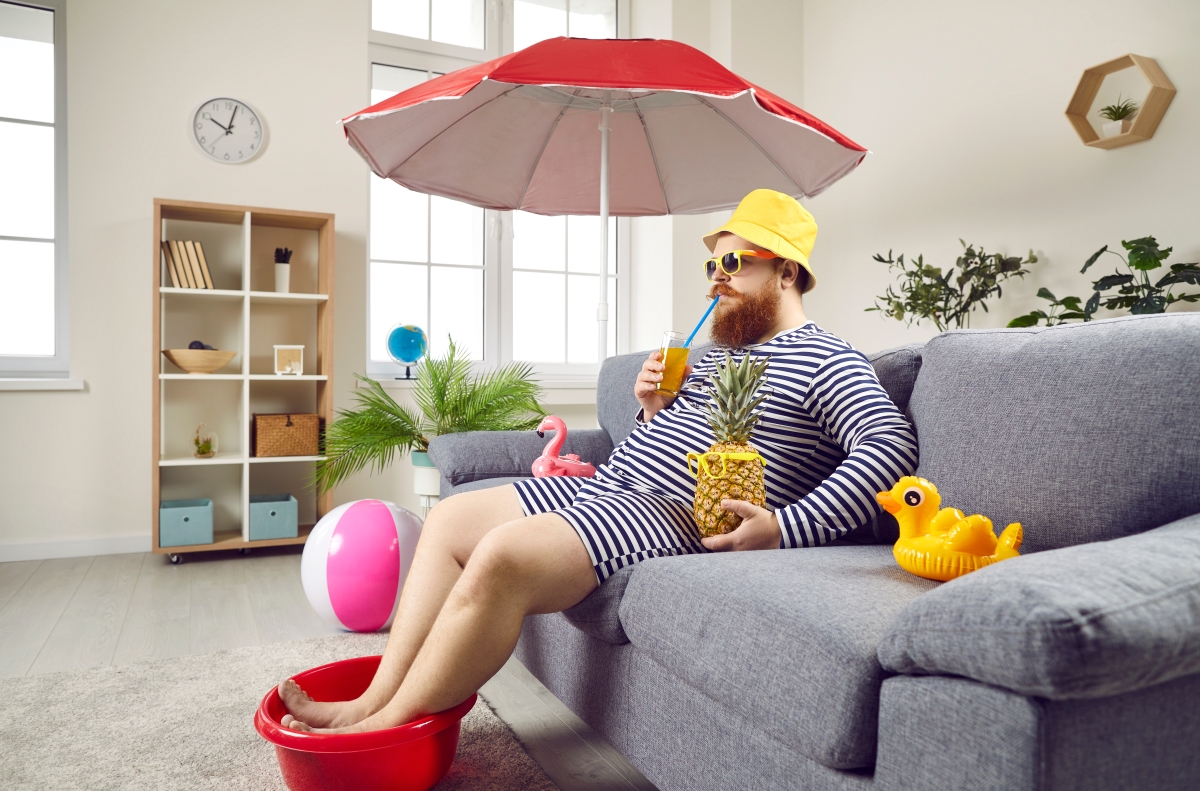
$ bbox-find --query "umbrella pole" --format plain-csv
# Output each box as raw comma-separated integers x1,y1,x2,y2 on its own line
597,99,612,364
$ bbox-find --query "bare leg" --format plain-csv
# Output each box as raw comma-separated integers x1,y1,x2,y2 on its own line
288,513,597,733
279,485,525,727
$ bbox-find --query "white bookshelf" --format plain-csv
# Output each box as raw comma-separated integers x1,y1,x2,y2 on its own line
152,199,335,561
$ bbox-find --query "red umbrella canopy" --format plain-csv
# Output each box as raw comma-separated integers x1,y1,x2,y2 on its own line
342,37,866,216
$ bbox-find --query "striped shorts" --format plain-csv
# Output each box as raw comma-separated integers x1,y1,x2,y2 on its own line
512,476,708,583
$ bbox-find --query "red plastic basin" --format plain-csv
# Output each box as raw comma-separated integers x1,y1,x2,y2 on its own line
255,655,476,791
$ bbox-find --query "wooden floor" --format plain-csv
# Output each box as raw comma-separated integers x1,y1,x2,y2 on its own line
0,548,655,791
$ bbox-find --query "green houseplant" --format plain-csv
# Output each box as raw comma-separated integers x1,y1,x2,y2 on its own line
1009,236,1200,328
1098,95,1139,138
314,338,546,494
869,240,1038,331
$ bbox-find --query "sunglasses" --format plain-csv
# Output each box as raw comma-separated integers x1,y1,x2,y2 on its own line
686,451,768,479
703,249,777,281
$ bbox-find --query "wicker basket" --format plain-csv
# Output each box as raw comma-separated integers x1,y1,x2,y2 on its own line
252,413,321,457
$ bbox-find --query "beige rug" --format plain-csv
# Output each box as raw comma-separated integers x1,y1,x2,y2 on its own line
0,633,557,791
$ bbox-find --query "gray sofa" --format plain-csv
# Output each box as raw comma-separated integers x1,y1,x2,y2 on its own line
428,314,1200,791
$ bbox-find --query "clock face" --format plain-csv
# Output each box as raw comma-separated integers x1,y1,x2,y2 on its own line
192,98,265,164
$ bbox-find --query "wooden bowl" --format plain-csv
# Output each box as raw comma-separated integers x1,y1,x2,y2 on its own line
162,349,237,374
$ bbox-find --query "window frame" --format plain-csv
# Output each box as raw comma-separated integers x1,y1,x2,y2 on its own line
0,0,68,378
365,0,632,381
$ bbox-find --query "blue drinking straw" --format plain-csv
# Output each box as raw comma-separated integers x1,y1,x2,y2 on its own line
685,296,719,348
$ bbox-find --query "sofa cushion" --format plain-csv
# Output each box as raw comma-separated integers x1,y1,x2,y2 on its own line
429,429,614,487
443,475,530,499
908,314,1200,553
866,342,923,418
597,344,712,445
559,566,634,644
618,547,938,769
877,512,1200,700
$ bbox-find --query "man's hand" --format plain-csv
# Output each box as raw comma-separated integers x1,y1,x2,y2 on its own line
700,500,781,552
634,350,691,422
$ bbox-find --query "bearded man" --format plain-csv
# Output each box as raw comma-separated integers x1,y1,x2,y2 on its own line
279,189,918,734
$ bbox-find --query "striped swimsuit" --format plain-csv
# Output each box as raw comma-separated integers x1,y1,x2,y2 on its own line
513,323,919,582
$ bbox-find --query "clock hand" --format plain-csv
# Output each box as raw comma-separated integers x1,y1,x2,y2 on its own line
206,115,231,133
227,105,238,134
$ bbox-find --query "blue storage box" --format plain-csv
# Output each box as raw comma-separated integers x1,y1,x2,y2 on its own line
249,494,299,540
159,498,214,547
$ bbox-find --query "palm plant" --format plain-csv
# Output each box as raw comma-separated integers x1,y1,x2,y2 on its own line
314,338,546,493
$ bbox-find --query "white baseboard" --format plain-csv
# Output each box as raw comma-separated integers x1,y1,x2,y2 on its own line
0,534,152,563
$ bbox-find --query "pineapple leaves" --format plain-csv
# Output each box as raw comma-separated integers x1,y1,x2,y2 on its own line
700,352,771,444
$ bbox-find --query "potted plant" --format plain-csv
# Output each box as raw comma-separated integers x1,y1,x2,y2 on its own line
1009,236,1200,327
1098,95,1139,138
274,247,292,293
193,423,218,459
868,240,1039,330
313,338,546,510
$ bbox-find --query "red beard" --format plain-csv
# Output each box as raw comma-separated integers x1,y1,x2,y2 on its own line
708,280,781,348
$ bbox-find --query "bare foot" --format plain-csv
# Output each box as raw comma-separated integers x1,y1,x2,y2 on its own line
281,701,426,735
277,679,370,729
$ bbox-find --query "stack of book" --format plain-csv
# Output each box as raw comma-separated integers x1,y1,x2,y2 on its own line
161,240,216,289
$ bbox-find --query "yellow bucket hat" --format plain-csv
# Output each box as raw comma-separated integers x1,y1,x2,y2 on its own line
703,189,818,293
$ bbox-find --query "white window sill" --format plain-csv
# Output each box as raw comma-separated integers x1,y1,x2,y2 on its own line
364,376,597,405
0,378,86,391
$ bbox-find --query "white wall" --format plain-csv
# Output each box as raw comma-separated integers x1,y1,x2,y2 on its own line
801,0,1200,352
0,0,375,556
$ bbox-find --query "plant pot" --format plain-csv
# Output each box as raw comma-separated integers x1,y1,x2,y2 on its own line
275,263,290,293
1102,118,1133,138
411,451,441,498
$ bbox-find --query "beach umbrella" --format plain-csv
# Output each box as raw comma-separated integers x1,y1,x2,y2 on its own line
341,37,867,361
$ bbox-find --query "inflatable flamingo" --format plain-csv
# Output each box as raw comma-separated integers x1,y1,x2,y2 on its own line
531,415,598,478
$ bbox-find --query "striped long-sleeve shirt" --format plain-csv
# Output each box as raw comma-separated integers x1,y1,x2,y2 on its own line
578,322,919,548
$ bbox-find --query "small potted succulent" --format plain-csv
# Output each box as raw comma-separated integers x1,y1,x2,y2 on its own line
1099,95,1138,138
274,247,292,293
193,423,219,459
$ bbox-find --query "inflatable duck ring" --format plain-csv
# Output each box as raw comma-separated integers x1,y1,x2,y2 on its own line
876,476,1022,582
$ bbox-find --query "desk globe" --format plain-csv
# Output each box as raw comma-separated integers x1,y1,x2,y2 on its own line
387,324,427,379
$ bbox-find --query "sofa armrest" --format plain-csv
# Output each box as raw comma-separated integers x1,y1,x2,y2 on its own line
877,512,1200,700
428,429,614,487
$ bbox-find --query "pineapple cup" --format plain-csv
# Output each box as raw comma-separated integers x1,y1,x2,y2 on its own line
688,352,772,537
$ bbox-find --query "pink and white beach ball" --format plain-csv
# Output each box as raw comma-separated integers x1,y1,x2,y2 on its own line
301,500,422,632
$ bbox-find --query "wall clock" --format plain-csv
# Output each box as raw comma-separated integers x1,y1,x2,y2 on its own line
191,98,267,164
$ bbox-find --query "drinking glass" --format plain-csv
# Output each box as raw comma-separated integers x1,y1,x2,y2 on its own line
657,331,689,397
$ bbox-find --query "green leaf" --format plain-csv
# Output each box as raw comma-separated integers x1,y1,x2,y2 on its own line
1123,237,1171,271
1036,287,1056,302
1081,246,1108,274
1093,273,1135,291
1130,294,1167,314
1059,296,1083,311
1007,313,1042,328
1058,312,1086,320
1085,292,1100,317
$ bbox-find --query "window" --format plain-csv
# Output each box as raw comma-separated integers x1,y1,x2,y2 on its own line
0,0,66,377
366,0,624,378
372,0,486,50
514,0,616,51
512,213,616,364
368,64,488,371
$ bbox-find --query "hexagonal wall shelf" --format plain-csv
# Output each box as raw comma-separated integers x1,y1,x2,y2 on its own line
1066,54,1176,150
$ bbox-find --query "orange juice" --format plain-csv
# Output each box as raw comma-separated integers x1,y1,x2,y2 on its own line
658,345,689,396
